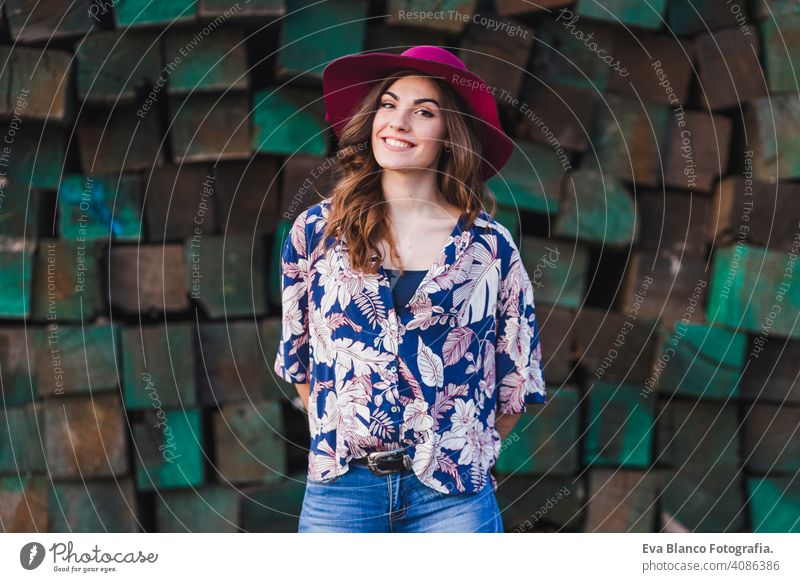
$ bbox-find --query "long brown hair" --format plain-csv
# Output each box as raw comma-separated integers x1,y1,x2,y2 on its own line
321,69,497,275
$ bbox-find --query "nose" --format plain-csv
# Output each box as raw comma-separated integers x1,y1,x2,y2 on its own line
389,105,412,132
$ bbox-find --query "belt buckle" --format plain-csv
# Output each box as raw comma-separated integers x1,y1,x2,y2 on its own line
366,450,409,476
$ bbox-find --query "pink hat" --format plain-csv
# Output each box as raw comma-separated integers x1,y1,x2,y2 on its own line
322,45,514,180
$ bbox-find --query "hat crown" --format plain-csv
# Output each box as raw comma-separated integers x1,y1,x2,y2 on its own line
399,45,466,71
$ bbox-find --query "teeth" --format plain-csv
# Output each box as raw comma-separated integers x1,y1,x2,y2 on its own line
384,138,412,149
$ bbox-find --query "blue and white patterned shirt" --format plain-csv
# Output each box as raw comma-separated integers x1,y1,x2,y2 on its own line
274,199,546,495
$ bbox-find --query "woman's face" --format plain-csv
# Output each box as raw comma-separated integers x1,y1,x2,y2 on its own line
371,75,448,174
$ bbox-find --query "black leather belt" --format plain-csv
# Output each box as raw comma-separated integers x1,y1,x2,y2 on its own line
351,449,412,476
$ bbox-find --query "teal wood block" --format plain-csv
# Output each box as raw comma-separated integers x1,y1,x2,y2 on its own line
577,0,668,30
165,27,249,93
708,243,800,339
747,94,800,181
0,242,33,318
667,0,749,36
747,476,800,533
554,168,638,246
59,174,143,241
761,13,800,94
494,386,580,475
49,479,139,532
133,408,204,491
0,181,38,241
656,323,747,400
487,140,564,215
156,485,240,532
252,87,328,156
0,327,39,407
31,239,105,323
121,323,197,410
34,324,119,397
2,123,64,190
585,381,654,468
518,236,589,309
0,403,45,473
277,0,368,80
115,0,197,27
240,475,307,532
491,207,520,242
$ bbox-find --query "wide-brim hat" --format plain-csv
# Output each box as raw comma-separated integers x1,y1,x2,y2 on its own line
322,45,514,180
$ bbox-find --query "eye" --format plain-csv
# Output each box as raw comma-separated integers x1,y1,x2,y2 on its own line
380,101,394,109
417,109,434,118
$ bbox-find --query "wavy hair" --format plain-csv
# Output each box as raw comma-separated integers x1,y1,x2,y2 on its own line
319,69,497,275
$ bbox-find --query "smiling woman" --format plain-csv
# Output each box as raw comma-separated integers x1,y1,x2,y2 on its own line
275,45,546,533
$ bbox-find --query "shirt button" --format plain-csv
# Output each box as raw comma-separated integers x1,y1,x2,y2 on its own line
391,406,398,413
390,322,397,331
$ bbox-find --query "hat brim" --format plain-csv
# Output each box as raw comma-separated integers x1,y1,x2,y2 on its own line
322,51,514,180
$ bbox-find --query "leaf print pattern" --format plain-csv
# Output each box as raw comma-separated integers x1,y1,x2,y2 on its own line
274,199,546,495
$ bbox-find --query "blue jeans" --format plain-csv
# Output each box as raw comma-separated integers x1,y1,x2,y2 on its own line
298,464,504,532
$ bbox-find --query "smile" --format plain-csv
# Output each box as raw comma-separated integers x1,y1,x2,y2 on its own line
381,136,416,150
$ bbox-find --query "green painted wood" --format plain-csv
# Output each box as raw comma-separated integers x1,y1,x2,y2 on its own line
165,27,248,93
747,476,800,533
133,408,204,491
743,402,800,473
494,386,579,475
251,87,328,156
666,0,749,35
0,327,38,407
586,469,660,532
588,94,671,188
277,0,368,80
0,45,71,122
0,475,48,532
747,94,800,181
198,0,285,18
555,168,638,246
755,0,800,20
2,123,65,190
213,400,286,484
0,181,39,241
44,393,128,479
762,9,800,93
709,243,800,339
5,0,93,42
169,92,251,162
114,0,197,27
49,479,138,533
655,323,747,400
656,398,740,468
577,0,667,29
59,174,143,241
585,381,654,468
534,16,617,91
487,140,564,215
156,485,240,532
185,234,268,318
0,403,45,474
240,475,306,532
387,0,477,33
0,241,33,318
31,239,104,323
518,236,589,308
121,322,197,410
660,465,744,532
77,30,161,104
34,324,119,397
198,320,281,405
77,105,163,173
491,206,520,242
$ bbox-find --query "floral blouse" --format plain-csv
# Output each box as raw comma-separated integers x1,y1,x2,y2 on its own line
274,199,546,495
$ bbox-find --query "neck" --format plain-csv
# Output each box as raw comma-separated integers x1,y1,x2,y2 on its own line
380,169,446,219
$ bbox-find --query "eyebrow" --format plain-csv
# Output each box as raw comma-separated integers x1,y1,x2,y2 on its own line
382,91,440,107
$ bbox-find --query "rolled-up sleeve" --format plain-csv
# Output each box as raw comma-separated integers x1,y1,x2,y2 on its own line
274,210,311,384
495,236,547,415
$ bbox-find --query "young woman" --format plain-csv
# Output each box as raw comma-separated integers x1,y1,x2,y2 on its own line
274,46,547,533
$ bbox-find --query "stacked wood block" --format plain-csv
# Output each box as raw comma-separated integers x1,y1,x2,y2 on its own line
2,2,800,534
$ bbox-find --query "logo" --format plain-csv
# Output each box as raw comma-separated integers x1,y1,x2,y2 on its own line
20,542,46,570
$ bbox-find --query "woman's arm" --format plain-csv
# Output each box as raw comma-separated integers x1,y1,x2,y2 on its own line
295,382,310,411
495,412,522,441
